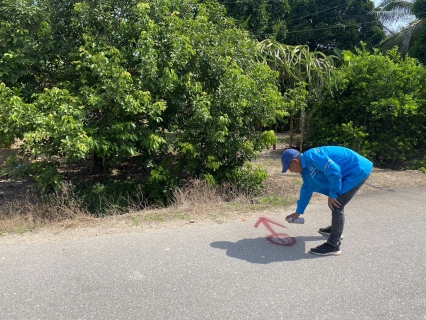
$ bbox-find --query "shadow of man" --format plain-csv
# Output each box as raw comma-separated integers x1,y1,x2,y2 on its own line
211,236,324,264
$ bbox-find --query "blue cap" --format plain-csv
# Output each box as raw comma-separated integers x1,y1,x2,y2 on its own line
281,149,300,173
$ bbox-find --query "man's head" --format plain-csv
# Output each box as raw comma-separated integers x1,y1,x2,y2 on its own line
281,149,301,173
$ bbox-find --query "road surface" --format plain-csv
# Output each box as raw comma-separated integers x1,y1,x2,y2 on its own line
1,187,425,319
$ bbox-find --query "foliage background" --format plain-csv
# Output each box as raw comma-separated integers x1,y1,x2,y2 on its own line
0,0,425,217
218,0,386,54
306,46,426,169
0,0,285,207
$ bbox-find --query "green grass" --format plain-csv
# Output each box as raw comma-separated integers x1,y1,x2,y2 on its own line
130,215,140,226
173,212,191,220
141,213,165,222
226,196,295,212
257,196,293,207
15,227,33,235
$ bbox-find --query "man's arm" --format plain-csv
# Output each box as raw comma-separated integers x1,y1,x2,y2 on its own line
296,183,313,214
285,184,312,221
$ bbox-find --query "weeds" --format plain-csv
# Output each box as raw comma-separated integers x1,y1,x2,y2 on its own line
74,180,148,216
0,143,304,234
130,215,140,226
0,171,302,235
1,142,426,237
0,181,88,233
171,180,224,212
140,213,164,222
16,227,34,235
174,213,191,220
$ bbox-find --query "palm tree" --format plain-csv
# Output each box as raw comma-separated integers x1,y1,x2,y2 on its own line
257,40,339,150
375,0,425,59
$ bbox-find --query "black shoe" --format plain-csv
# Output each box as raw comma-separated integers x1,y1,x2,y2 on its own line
318,226,344,239
310,242,341,256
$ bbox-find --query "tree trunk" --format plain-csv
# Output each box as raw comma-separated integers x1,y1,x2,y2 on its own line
300,104,306,152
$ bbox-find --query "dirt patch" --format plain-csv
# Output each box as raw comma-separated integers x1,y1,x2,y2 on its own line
363,168,426,190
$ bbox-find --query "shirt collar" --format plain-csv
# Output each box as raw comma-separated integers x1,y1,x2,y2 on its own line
301,153,307,169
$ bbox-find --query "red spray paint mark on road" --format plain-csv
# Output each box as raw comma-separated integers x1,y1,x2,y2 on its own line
255,217,296,247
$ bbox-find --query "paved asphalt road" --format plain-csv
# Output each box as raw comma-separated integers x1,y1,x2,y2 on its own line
1,187,425,320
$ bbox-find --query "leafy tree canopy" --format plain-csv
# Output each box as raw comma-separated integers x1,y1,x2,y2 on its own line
413,0,426,18
284,0,385,53
0,0,286,200
213,0,290,42
307,45,426,169
215,0,385,53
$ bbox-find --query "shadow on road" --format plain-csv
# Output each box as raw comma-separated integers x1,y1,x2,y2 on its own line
210,236,325,264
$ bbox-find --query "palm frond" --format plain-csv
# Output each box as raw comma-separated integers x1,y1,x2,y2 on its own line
378,19,422,55
374,0,415,25
257,39,339,96
375,10,415,23
376,0,414,12
408,19,424,48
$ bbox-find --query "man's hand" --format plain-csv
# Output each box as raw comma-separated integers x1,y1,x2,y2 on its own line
328,197,341,211
285,212,301,222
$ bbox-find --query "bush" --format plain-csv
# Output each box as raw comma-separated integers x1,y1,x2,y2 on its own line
226,163,269,197
307,46,426,169
0,0,285,202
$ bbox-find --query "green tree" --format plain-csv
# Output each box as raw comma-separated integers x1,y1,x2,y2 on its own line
0,0,285,200
258,40,340,150
213,0,290,42
307,46,426,169
285,0,385,54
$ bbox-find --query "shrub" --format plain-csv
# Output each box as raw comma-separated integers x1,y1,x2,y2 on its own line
0,0,285,203
307,46,426,169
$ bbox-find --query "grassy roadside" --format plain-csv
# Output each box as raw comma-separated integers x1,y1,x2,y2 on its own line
0,144,299,236
1,142,426,238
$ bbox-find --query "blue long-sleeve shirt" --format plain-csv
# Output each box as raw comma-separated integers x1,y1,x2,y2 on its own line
296,146,373,214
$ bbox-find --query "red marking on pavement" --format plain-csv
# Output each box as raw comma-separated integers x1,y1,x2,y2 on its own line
255,217,297,247
267,233,297,246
